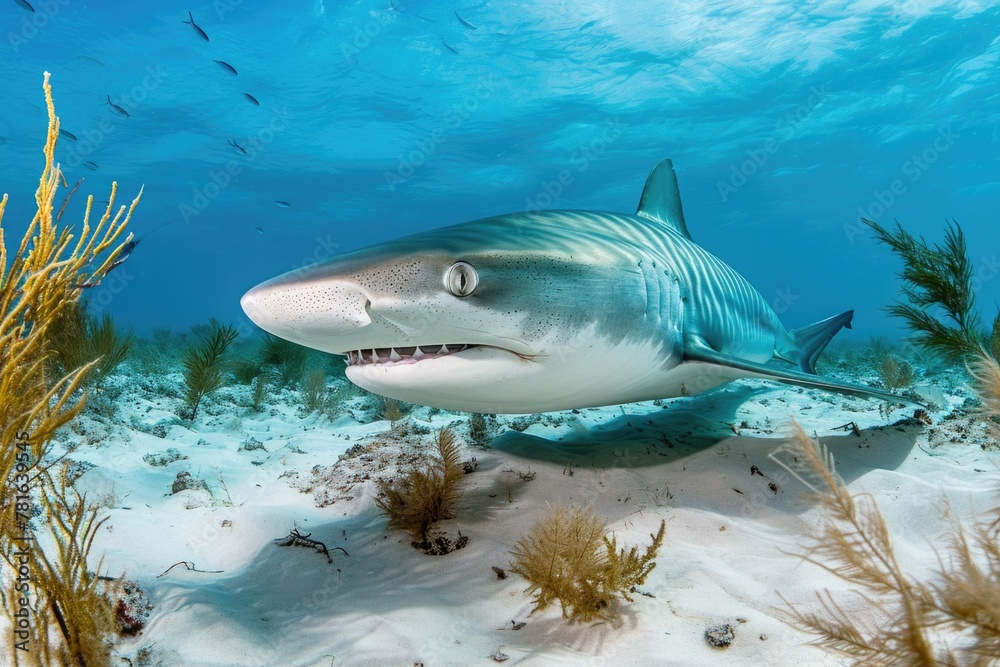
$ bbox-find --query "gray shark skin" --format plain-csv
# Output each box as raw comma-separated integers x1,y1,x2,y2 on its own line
241,159,910,414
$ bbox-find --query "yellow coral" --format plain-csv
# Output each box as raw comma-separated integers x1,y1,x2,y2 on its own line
510,504,665,625
1,72,141,666
777,421,1000,665
376,429,465,546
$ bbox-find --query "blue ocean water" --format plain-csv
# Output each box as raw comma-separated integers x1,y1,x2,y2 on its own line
1,0,998,340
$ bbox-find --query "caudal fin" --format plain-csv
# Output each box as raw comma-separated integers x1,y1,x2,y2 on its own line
789,310,854,374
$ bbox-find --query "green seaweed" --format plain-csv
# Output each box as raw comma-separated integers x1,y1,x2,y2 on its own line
300,369,327,414
182,320,238,420
251,375,268,412
862,219,987,363
231,356,263,385
259,333,309,386
48,301,134,388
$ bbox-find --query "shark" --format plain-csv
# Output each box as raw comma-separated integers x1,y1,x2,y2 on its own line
241,158,912,414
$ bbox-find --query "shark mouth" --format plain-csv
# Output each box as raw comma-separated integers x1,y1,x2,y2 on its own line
345,344,478,367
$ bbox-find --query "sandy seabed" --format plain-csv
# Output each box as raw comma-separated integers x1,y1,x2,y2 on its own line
6,360,998,667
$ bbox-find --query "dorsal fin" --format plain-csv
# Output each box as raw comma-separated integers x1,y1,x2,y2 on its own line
635,158,691,240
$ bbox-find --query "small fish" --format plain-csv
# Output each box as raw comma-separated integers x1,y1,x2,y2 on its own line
390,0,436,22
228,139,247,156
182,11,209,41
213,60,238,75
274,200,290,208
59,129,77,141
73,239,139,288
107,240,138,272
106,95,129,117
74,55,105,67
83,161,99,171
13,0,34,12
255,226,264,234
243,92,260,106
440,37,459,54
454,10,477,30
579,20,597,30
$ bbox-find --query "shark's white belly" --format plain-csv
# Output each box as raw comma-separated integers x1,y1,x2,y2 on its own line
347,325,696,414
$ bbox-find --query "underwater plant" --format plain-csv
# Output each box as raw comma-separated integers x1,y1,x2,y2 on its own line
0,73,140,666
866,338,914,391
377,395,403,422
0,467,123,667
878,354,913,391
862,218,992,363
375,429,465,548
48,301,134,389
509,504,665,625
968,351,1000,436
300,369,326,414
319,379,357,419
259,333,309,386
251,375,269,413
468,412,500,447
231,355,264,385
181,320,239,420
128,338,171,376
776,422,1000,664
991,315,1000,364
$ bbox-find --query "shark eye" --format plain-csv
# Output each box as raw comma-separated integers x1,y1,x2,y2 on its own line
446,261,478,297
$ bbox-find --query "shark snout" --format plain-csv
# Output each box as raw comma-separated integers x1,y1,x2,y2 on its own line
240,278,373,345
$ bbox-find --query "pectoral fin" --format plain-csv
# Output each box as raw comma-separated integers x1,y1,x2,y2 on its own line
684,345,925,406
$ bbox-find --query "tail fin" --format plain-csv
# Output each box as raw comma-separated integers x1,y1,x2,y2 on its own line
788,310,854,374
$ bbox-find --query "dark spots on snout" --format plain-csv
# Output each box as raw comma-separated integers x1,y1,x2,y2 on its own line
351,260,430,296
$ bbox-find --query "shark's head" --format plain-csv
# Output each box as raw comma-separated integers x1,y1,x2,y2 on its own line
241,211,684,413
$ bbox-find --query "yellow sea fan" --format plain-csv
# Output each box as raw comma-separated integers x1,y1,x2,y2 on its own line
375,429,466,544
0,72,141,667
509,504,665,625
777,421,1000,665
968,350,1000,435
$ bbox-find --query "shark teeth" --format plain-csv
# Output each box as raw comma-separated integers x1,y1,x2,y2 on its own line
345,344,472,367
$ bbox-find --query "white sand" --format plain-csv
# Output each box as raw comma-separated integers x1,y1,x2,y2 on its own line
14,363,1000,666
